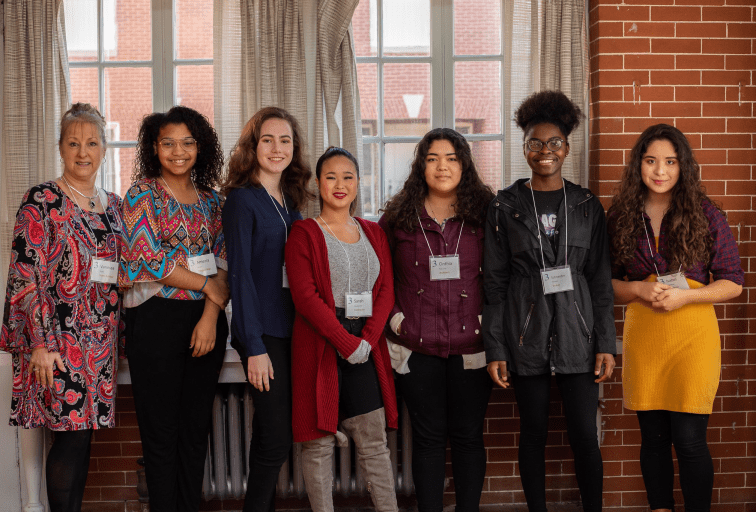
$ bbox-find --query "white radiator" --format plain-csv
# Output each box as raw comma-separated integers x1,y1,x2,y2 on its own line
201,383,414,501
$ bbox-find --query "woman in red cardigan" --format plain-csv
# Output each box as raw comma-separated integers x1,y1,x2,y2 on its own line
285,147,398,512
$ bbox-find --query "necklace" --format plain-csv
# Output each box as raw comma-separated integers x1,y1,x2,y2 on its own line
62,176,99,209
425,199,454,225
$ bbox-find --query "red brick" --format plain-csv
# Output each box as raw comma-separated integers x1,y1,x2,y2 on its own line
726,55,756,71
623,21,676,37
593,37,651,54
86,471,126,487
99,486,139,501
676,54,726,70
650,70,701,85
652,38,702,54
727,22,756,38
676,22,727,38
651,102,702,117
702,70,751,86
651,6,701,22
703,38,753,55
702,6,753,22
591,21,625,38
594,54,625,70
676,86,727,102
676,117,727,134
625,54,675,70
597,5,651,22
729,150,756,165
593,70,650,87
727,118,756,133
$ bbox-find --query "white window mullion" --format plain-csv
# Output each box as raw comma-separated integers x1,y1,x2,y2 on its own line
152,0,172,112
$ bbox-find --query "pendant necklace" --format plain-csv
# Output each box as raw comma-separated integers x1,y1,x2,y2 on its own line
62,176,99,209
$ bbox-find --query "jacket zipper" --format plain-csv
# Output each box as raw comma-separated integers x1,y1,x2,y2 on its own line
519,303,535,346
574,301,592,344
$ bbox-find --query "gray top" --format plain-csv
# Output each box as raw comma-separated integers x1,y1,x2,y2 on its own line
321,222,380,308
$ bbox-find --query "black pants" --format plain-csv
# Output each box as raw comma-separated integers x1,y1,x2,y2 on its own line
46,429,93,512
233,334,293,512
127,297,227,512
637,410,713,512
396,352,493,512
511,372,603,512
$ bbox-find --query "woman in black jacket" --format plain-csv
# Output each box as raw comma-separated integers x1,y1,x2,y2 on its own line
482,91,616,512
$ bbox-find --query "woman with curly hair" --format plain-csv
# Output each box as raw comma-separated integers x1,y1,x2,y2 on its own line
119,105,229,512
483,91,616,512
221,107,313,512
379,128,494,512
608,124,743,512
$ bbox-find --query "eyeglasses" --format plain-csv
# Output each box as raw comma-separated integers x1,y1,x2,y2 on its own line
158,138,197,151
524,138,566,152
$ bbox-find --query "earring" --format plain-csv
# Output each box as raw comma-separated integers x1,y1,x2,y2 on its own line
102,157,108,165
60,158,64,164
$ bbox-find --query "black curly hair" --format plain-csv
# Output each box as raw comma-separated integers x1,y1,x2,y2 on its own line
514,90,584,139
133,106,224,191
380,128,494,232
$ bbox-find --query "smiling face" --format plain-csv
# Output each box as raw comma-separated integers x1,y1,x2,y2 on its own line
523,122,569,182
424,139,462,198
641,138,680,201
155,123,198,179
317,155,359,214
256,118,294,179
59,121,106,182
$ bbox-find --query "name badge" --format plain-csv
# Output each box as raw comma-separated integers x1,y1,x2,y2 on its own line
540,265,574,295
429,255,461,281
91,258,118,284
188,253,218,276
657,271,690,290
282,264,290,288
345,291,373,317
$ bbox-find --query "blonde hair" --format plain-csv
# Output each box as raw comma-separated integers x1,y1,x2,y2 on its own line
59,103,107,146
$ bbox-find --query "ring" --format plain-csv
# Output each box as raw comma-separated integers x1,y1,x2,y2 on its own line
33,368,39,372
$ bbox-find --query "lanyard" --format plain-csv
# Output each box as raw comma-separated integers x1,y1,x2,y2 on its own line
265,186,290,243
527,179,568,270
320,216,371,293
641,215,684,278
61,176,116,261
416,211,464,258
160,176,211,254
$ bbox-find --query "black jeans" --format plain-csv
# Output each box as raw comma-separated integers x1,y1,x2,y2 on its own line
511,372,603,512
127,297,228,512
636,410,713,512
396,351,493,512
233,335,293,512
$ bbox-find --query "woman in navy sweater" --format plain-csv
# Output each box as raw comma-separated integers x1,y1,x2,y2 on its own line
221,107,313,512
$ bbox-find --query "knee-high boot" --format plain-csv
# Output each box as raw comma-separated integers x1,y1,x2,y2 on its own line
341,408,398,512
301,435,336,512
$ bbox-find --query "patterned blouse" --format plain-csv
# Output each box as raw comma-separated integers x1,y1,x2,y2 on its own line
119,178,226,308
0,182,124,430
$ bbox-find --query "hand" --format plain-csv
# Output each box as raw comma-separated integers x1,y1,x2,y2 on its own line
29,347,66,387
204,275,230,309
190,314,216,357
652,287,691,312
594,353,615,383
487,361,510,389
396,321,402,335
634,281,671,303
247,353,274,392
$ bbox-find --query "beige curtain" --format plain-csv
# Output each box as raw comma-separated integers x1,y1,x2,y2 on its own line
0,0,70,301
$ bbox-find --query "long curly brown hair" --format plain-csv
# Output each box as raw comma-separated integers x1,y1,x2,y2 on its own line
221,107,313,211
608,123,720,270
133,106,224,191
380,128,494,232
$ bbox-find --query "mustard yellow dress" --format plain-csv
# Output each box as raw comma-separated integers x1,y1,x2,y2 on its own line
622,275,721,415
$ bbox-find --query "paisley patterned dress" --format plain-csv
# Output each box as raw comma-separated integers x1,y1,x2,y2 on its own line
0,182,124,430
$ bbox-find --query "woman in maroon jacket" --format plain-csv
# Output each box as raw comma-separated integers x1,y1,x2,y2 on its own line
285,147,398,512
379,128,495,512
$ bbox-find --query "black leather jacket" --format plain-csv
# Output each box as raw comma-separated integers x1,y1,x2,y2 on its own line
482,179,616,376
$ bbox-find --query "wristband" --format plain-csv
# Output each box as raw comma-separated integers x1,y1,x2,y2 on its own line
200,275,209,292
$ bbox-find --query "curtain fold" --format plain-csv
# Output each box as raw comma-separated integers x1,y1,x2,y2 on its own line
1,0,70,301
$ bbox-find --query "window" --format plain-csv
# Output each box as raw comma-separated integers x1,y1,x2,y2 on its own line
353,0,543,218
65,0,213,196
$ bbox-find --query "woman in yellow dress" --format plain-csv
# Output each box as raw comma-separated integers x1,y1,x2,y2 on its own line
608,124,744,512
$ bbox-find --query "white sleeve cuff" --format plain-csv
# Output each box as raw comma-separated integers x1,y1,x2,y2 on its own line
389,312,405,335
347,339,372,364
387,340,412,374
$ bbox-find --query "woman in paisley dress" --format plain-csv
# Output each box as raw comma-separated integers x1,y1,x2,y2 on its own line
0,103,124,512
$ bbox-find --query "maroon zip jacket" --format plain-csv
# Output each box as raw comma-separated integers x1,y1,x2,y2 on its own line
379,207,485,358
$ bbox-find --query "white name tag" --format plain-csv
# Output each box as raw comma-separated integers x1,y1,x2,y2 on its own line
282,264,290,288
91,258,118,284
657,271,690,290
188,253,218,276
540,265,574,295
429,255,461,281
345,292,373,317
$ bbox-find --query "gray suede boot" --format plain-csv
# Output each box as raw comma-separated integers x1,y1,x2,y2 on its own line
341,408,398,512
301,434,336,512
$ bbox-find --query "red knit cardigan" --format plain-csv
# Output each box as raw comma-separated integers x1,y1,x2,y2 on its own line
285,217,398,443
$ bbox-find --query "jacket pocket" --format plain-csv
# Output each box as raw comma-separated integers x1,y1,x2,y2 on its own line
574,301,592,344
519,303,535,347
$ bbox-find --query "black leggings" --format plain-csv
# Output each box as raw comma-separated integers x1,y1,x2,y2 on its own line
637,410,713,512
511,372,603,512
46,429,93,512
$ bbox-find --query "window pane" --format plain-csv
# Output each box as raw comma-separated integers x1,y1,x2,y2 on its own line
175,0,213,60
354,0,377,57
384,142,416,202
360,142,379,217
383,0,429,56
454,0,501,55
358,63,378,136
104,67,152,142
70,68,100,107
176,65,214,122
384,64,430,137
455,61,501,135
105,0,151,61
100,146,136,196
64,0,98,62
471,140,502,191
